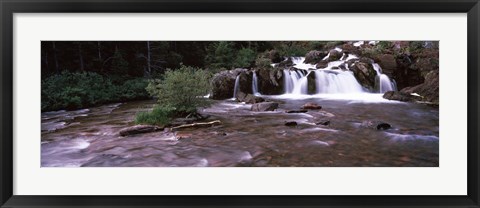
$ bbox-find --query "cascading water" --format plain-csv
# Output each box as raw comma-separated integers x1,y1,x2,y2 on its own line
252,71,260,96
314,70,364,94
372,63,397,93
233,75,240,98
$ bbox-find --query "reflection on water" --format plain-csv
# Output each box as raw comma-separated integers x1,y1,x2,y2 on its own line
41,97,439,167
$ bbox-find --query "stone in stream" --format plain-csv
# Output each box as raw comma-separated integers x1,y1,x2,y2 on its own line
285,109,308,113
119,125,163,136
376,123,392,130
301,102,322,110
251,102,279,111
236,91,265,104
284,121,298,126
316,120,330,126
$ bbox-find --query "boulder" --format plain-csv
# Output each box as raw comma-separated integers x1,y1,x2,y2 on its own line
211,68,247,100
400,70,439,104
316,120,330,126
316,60,329,69
238,93,265,104
256,68,284,95
340,43,360,55
302,102,322,110
376,123,392,130
349,61,377,91
237,71,253,95
307,72,317,94
304,50,328,64
268,50,283,63
284,121,298,126
325,49,343,62
360,120,392,130
373,54,397,77
119,125,161,136
251,102,279,111
278,57,293,68
382,91,422,102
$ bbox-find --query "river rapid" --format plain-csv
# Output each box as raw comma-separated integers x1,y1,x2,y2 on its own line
41,95,439,167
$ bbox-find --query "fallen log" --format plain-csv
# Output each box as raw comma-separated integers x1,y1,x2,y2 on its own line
170,120,221,130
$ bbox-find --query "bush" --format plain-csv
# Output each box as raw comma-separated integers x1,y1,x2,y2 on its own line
255,56,272,68
135,105,175,125
41,71,149,111
205,41,236,69
233,48,256,68
145,65,211,114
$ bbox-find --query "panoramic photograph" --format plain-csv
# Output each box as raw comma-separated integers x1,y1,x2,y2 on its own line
41,41,439,167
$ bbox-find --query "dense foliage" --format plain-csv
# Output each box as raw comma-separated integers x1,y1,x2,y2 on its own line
135,65,212,125
41,72,148,111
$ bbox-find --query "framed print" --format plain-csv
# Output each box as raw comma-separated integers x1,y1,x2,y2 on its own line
1,0,479,207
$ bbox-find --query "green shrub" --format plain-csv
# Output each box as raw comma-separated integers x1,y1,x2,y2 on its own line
135,105,175,125
233,48,256,68
41,71,149,111
145,65,211,114
205,41,236,69
255,56,272,68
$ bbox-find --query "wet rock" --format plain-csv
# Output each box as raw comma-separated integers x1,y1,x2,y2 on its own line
376,123,392,130
251,102,279,111
278,57,293,68
304,50,328,64
360,120,392,130
119,125,162,136
326,49,343,61
373,54,397,77
210,68,247,100
256,68,284,95
350,61,377,91
284,121,298,126
400,70,439,104
383,91,422,102
175,132,193,140
340,43,360,55
301,102,322,110
268,50,283,63
316,120,330,126
244,94,265,104
316,60,329,69
285,109,308,113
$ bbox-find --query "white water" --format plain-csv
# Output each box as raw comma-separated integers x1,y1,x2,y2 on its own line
233,75,240,98
252,71,260,96
372,63,397,93
314,70,364,94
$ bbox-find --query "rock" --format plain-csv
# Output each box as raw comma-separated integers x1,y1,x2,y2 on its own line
340,43,360,55
257,68,284,95
237,71,253,95
251,102,279,111
316,60,329,69
278,57,293,68
235,91,264,104
175,132,193,140
119,125,161,136
377,123,392,130
284,121,298,126
373,54,397,77
307,72,317,94
350,61,377,91
316,120,330,126
301,102,322,110
400,70,439,104
304,50,328,64
383,91,422,102
285,109,308,113
325,49,343,61
211,68,247,100
360,120,391,130
268,50,283,63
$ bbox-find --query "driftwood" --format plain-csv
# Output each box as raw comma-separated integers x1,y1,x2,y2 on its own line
170,120,221,130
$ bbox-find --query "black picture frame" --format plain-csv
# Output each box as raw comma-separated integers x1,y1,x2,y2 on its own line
1,0,479,207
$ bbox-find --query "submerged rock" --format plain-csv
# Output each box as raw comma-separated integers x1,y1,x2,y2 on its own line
301,102,322,110
376,123,392,130
236,91,265,104
119,125,162,136
251,102,279,111
316,120,330,126
285,109,308,113
284,121,298,126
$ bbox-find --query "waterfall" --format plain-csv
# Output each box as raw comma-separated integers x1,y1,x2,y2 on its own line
252,71,260,96
372,63,397,93
283,70,308,94
314,70,364,94
233,75,240,98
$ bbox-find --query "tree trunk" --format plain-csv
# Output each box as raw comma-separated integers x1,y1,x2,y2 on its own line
97,41,102,60
78,42,84,71
146,41,151,77
52,42,59,73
